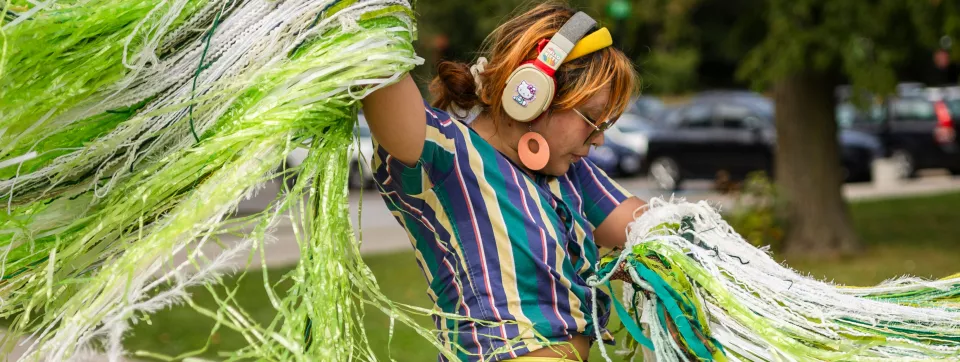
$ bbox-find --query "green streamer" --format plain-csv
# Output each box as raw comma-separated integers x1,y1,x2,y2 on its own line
597,212,960,362
0,1,483,360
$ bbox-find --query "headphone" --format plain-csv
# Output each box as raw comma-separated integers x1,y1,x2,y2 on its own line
500,12,610,122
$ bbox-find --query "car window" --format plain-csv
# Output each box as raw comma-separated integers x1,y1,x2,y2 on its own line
892,98,936,122
614,116,653,133
658,108,682,126
713,104,757,129
680,104,712,128
739,98,774,119
867,103,887,123
631,97,665,117
837,103,856,128
946,99,960,118
837,102,886,127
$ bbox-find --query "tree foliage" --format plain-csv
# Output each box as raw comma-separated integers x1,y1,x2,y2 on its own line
411,0,960,95
620,0,701,93
738,0,960,95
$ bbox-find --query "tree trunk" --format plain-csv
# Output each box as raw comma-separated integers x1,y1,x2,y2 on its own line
773,71,861,258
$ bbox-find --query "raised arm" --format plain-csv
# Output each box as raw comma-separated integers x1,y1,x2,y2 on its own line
573,159,647,249
361,74,426,167
593,197,646,249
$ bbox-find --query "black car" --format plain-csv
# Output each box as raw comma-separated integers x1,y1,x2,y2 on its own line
642,92,881,190
587,133,644,177
836,87,960,178
627,96,666,120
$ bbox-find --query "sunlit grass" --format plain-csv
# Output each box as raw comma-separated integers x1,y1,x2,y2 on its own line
123,192,960,360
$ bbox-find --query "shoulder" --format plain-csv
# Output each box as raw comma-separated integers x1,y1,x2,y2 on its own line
567,158,634,226
421,100,471,132
419,101,471,154
370,100,471,196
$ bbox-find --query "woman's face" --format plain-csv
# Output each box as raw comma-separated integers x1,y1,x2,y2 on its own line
532,87,611,176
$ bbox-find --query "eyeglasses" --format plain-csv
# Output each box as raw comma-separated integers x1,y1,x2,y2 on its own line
572,108,614,145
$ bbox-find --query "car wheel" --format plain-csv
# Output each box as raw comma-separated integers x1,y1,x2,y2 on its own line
648,156,682,191
890,149,916,179
618,154,643,176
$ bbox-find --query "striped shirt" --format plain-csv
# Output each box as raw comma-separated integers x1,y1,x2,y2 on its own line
371,101,633,362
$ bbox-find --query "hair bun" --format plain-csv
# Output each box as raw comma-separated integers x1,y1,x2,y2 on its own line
429,61,480,118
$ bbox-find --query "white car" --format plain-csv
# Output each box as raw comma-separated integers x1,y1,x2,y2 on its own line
284,114,375,189
593,113,651,175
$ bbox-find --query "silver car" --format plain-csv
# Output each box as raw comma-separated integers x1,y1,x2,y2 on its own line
284,114,375,189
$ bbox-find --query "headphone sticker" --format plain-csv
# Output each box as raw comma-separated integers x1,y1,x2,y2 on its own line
540,48,561,67
539,43,566,68
513,80,537,107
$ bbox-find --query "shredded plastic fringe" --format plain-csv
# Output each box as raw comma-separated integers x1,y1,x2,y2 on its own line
1,0,566,360
11,1,956,361
591,198,960,362
0,0,499,360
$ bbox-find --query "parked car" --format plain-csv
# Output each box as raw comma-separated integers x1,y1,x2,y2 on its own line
588,133,644,177
836,86,960,178
285,114,375,189
587,113,654,176
627,96,666,120
347,117,376,189
642,92,881,190
608,113,655,156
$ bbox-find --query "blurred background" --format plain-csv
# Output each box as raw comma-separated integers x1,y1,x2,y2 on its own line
60,1,960,360
368,0,960,258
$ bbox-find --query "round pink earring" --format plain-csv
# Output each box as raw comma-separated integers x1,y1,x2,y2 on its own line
518,130,550,171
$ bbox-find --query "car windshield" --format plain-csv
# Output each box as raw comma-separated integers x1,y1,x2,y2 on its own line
836,101,886,127
615,115,653,133
630,97,665,116
693,93,774,121
653,107,681,127
709,98,774,125
738,98,774,119
893,97,936,122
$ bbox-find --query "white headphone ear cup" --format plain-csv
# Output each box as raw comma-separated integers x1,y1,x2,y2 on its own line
501,65,556,122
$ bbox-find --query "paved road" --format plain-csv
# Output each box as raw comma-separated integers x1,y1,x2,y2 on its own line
341,177,730,256
240,177,726,255
216,173,960,268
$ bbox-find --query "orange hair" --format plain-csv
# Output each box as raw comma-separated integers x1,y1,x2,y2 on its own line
429,1,639,126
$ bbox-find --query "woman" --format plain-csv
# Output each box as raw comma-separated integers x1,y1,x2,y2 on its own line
361,2,646,361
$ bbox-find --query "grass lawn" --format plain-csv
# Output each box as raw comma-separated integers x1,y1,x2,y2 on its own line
124,192,960,360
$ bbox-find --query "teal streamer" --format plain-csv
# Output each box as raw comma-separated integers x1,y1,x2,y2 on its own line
633,261,715,360
605,281,656,352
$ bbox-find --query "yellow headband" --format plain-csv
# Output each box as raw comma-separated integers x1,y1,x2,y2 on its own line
563,27,613,63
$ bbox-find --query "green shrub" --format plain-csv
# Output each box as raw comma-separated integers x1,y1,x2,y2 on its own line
725,172,787,251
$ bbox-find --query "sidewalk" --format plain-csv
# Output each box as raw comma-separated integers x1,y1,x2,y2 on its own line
630,174,960,209
240,174,960,265
845,173,960,200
